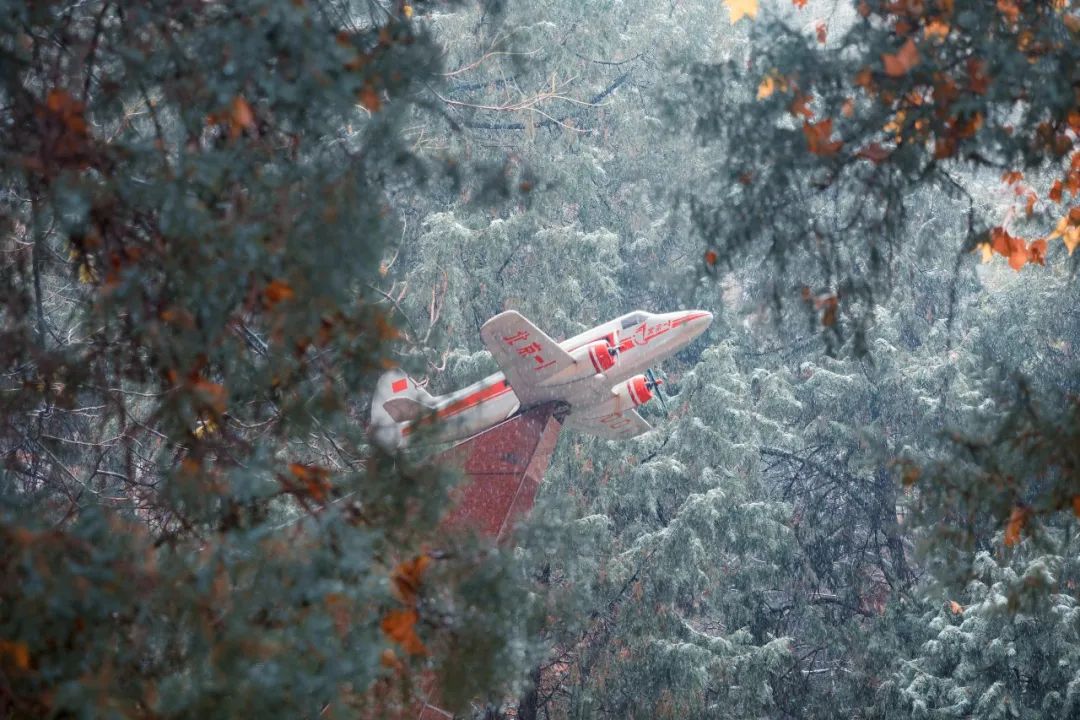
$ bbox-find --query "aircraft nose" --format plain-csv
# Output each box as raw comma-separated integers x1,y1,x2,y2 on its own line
687,310,713,336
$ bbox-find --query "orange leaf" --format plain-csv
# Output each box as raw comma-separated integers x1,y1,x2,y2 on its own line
789,94,814,119
381,608,426,655
358,84,382,112
230,96,255,137
37,89,91,166
814,294,839,326
989,226,1012,256
1027,238,1047,266
803,119,843,156
1004,506,1028,547
966,58,989,94
901,465,921,486
265,278,295,307
1001,170,1023,185
1007,240,1028,271
726,0,758,23
934,136,956,159
758,74,788,100
757,76,777,100
948,600,963,615
816,21,827,44
1049,179,1063,203
704,249,719,266
882,38,919,77
325,593,350,637
1049,213,1080,255
1025,191,1037,217
996,0,1020,23
192,379,227,414
0,640,30,670
380,648,404,669
988,226,1035,270
841,98,855,117
793,0,808,7
391,554,431,606
883,110,906,137
924,18,950,40
289,463,331,501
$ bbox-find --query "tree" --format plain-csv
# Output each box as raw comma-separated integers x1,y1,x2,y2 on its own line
685,0,1078,579
689,0,1078,346
0,1,538,716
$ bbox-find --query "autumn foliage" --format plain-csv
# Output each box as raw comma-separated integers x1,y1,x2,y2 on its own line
0,1,531,717
696,0,1078,346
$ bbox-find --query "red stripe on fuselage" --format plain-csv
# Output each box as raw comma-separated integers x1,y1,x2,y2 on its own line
440,379,513,418
401,379,513,435
671,311,710,327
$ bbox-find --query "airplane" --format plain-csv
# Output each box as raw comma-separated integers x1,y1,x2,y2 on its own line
369,309,713,449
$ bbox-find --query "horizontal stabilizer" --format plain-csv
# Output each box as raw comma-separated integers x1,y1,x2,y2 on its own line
383,396,434,423
370,369,437,450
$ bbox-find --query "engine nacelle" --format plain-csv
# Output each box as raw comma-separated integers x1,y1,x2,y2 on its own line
614,374,654,408
571,339,617,375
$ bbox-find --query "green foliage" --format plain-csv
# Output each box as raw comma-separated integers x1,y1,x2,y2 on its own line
5,0,1079,718
0,1,539,716
687,0,1079,346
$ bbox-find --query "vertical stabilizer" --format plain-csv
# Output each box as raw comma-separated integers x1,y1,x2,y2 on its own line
369,370,436,450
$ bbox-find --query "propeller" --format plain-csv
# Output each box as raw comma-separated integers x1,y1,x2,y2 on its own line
645,367,668,415
606,335,621,360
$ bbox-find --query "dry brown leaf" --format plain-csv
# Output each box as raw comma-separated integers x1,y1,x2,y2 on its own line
882,38,920,77
1028,238,1047,265
803,119,843,156
924,18,950,40
1004,506,1028,547
391,555,431,606
381,608,426,655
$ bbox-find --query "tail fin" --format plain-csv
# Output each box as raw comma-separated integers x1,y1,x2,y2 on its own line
369,370,437,450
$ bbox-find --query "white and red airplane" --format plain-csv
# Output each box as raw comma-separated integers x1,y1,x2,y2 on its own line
370,309,713,449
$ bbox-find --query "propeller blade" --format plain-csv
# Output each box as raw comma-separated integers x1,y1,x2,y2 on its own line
645,368,669,415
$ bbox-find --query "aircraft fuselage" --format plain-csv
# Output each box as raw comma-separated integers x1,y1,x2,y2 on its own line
399,310,712,445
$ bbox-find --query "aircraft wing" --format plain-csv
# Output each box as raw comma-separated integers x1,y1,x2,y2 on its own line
480,311,575,406
564,408,653,440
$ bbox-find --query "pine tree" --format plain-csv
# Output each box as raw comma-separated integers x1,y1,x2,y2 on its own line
0,1,540,716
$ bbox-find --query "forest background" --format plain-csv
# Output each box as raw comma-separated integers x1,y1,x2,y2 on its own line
0,0,1078,718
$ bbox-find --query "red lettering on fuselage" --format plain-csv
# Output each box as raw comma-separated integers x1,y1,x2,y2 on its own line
632,321,671,346
632,312,711,347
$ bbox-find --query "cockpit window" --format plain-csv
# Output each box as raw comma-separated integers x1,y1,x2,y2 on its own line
621,313,647,329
